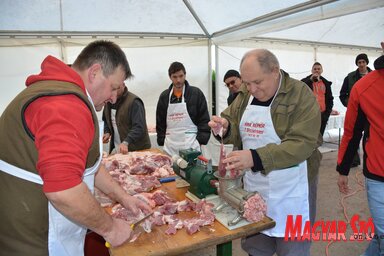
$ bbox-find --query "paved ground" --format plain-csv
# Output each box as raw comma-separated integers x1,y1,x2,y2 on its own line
183,144,371,256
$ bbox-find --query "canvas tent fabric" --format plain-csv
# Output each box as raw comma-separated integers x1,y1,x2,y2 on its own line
0,0,383,123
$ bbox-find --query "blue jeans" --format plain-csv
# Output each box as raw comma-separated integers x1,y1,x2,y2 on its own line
362,178,384,256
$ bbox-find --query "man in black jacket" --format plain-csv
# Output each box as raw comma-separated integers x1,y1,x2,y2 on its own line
301,62,334,136
156,62,210,156
339,53,372,167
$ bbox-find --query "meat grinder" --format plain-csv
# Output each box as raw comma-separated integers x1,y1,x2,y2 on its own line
172,149,217,199
212,171,256,226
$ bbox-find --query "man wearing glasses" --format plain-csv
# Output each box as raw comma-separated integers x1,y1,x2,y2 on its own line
223,69,243,105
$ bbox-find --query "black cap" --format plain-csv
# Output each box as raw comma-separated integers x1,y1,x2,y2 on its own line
223,70,240,82
355,53,369,66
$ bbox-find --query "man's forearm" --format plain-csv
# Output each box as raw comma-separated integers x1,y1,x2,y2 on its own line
94,165,128,203
45,182,113,237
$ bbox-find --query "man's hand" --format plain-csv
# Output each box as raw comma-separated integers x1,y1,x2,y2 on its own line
119,143,129,154
223,150,254,172
311,74,320,82
103,133,111,143
103,218,134,247
208,115,229,137
121,195,152,216
337,175,350,194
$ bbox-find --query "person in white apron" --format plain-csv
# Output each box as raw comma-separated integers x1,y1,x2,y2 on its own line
209,49,321,256
0,41,152,256
239,94,310,256
0,120,103,256
164,85,200,156
156,62,211,157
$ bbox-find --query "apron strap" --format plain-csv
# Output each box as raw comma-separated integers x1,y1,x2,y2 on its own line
0,159,43,184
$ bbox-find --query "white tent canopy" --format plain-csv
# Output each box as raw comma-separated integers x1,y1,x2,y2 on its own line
0,0,383,123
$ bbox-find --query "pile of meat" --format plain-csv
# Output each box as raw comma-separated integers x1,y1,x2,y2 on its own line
96,151,216,240
95,152,174,207
111,189,215,239
243,193,267,223
104,151,174,177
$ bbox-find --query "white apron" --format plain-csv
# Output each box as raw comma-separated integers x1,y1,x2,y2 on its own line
0,93,103,256
163,86,200,156
240,94,309,237
111,108,122,152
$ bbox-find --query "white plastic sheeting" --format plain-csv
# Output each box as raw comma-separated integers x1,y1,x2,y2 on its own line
0,38,209,125
0,0,383,123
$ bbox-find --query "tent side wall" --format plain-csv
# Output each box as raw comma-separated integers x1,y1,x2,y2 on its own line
215,41,382,115
0,38,210,127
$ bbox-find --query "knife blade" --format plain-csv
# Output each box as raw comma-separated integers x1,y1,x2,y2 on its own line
130,211,154,230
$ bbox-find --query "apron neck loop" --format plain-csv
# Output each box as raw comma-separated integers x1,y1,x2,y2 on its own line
169,85,185,103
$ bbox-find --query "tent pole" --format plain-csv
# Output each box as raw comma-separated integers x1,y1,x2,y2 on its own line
208,39,213,115
214,44,219,116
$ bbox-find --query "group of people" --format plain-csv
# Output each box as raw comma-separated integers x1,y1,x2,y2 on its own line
0,39,382,256
102,61,211,158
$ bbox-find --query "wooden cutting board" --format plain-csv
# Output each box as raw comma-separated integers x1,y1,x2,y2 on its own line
109,182,275,256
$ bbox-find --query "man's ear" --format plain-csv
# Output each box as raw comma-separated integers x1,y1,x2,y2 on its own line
88,63,102,83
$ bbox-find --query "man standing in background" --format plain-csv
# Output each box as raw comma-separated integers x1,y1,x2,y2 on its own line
156,61,211,156
103,82,151,154
339,53,372,167
223,69,243,105
301,62,334,136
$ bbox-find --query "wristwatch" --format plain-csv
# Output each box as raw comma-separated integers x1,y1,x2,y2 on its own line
122,141,129,146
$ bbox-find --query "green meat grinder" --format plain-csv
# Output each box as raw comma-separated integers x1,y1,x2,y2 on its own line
172,148,217,199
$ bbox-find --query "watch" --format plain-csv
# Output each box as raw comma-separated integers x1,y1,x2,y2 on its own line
122,141,129,146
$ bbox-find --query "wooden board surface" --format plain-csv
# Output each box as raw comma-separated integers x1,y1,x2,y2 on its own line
109,182,275,256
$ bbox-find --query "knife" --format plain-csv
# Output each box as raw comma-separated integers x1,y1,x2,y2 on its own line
130,211,154,230
105,211,153,248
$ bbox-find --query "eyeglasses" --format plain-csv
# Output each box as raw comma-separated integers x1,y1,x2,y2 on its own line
225,78,238,87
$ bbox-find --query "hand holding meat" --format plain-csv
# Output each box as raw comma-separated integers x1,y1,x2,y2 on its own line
208,116,229,137
121,194,152,216
103,217,134,247
223,150,253,174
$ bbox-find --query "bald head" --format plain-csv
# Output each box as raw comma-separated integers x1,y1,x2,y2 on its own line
240,49,281,102
240,49,280,74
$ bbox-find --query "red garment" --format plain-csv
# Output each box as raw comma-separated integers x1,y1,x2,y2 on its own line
24,56,95,192
312,80,326,112
337,69,384,180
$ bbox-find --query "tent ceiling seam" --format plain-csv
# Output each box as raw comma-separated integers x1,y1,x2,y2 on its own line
243,37,382,52
212,0,339,38
183,0,211,37
0,31,207,40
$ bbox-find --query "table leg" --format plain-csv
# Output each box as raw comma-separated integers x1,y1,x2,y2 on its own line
217,241,232,256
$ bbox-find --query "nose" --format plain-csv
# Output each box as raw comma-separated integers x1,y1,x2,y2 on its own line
110,91,118,104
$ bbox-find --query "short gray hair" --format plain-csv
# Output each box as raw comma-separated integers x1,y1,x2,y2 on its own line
241,49,280,73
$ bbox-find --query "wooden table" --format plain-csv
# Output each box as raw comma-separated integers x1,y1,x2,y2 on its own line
109,182,275,256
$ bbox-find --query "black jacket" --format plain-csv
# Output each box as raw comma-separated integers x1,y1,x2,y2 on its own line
339,67,372,107
156,81,211,146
